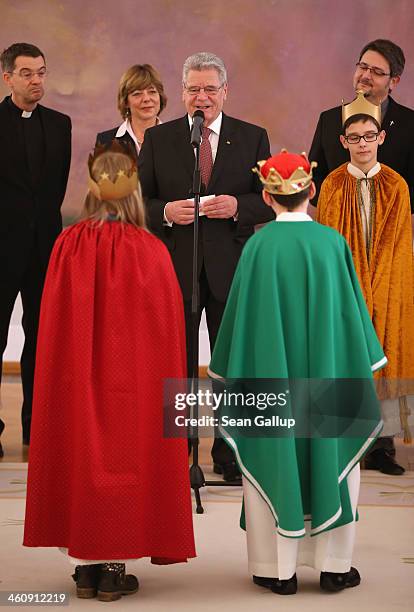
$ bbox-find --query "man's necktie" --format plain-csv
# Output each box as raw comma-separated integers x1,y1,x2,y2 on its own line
200,126,213,190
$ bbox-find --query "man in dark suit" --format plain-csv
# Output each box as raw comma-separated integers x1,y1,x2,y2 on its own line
309,39,413,475
309,39,414,209
0,43,71,452
139,52,274,481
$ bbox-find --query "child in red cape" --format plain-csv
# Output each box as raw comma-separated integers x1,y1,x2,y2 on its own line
23,142,196,602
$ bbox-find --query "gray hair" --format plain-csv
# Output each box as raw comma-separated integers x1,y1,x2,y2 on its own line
182,52,227,85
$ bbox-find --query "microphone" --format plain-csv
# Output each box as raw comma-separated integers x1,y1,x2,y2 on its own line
190,110,204,147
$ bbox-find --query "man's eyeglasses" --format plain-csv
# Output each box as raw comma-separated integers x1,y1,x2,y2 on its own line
9,68,48,80
344,132,380,144
184,85,224,96
355,62,390,78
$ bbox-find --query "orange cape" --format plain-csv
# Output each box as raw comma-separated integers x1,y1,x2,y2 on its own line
317,163,414,399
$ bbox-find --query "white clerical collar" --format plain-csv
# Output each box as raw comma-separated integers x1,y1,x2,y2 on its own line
276,212,313,222
10,97,33,118
187,112,222,136
116,116,161,148
347,162,381,179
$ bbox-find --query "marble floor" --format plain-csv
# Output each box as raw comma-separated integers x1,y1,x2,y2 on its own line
1,378,413,610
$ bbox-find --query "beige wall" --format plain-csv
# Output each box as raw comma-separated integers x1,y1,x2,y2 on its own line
1,0,413,222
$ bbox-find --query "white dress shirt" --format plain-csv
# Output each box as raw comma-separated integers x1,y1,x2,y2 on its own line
116,116,162,154
164,113,223,226
187,112,223,162
275,212,313,222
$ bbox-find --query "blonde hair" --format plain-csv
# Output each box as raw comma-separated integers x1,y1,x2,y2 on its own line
117,64,167,119
83,151,147,229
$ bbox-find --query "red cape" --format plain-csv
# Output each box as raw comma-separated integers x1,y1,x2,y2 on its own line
24,220,195,562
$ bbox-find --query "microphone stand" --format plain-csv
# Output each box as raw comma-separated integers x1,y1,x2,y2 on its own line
188,136,205,514
188,125,241,516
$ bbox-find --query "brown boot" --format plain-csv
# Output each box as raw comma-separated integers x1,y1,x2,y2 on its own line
97,563,139,602
72,564,102,598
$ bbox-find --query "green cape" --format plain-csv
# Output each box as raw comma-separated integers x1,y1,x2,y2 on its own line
209,220,386,537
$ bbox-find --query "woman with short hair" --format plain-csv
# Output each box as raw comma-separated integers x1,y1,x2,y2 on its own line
96,64,167,157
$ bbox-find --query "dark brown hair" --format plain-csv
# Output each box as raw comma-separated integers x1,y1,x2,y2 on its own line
1,43,45,72
359,39,405,78
343,114,381,134
270,186,311,210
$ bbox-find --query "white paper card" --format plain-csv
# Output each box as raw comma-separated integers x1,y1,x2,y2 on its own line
187,194,216,216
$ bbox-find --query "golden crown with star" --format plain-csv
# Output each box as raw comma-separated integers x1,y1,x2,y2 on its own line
87,140,138,201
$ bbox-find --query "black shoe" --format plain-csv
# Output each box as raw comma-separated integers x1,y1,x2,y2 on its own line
253,574,297,594
97,563,139,602
253,575,279,589
270,574,297,595
72,564,102,598
0,419,4,458
365,448,405,475
320,567,361,592
213,461,242,482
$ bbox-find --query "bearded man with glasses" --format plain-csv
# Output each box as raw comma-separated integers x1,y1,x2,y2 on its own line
309,39,414,209
0,43,71,454
316,95,414,476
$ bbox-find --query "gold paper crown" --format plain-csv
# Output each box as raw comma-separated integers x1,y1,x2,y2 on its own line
253,150,317,195
342,91,382,127
88,140,138,201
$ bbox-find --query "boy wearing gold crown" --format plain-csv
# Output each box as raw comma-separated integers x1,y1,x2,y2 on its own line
317,93,414,475
209,150,386,594
23,142,196,601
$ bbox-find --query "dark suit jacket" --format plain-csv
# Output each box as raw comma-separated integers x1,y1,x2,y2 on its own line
0,97,71,280
138,113,273,302
96,126,138,162
309,96,414,210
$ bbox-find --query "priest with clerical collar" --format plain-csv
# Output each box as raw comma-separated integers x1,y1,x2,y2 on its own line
0,42,71,455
